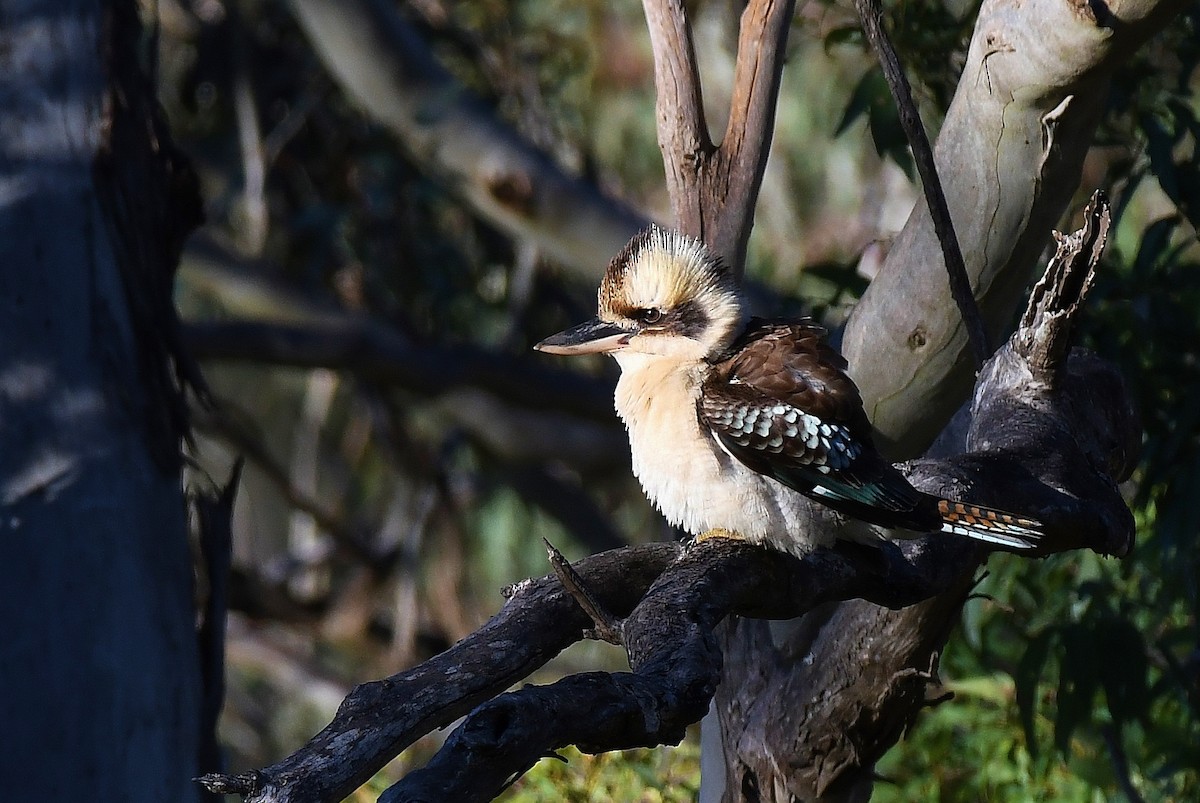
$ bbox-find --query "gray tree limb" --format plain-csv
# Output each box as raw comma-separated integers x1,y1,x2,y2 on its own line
642,0,796,274
287,0,648,280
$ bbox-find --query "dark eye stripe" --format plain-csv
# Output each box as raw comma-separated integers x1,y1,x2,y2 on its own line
674,300,709,338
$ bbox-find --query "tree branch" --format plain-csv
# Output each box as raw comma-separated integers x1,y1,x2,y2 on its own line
642,0,712,242
842,0,1190,457
854,0,989,366
641,0,795,273
184,319,616,425
198,543,680,802
714,194,1136,798
716,0,798,275
286,0,647,280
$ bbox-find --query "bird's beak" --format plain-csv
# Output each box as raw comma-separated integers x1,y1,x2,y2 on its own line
534,318,631,356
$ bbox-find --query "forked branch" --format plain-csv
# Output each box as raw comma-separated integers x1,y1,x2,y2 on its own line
642,0,795,274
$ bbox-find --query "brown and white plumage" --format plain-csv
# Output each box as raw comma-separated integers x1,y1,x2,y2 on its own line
536,226,1041,556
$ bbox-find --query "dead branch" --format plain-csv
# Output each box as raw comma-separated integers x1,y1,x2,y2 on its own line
198,543,679,801
1017,192,1111,379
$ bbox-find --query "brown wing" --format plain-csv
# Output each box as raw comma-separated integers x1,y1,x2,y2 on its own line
709,319,873,435
700,319,936,525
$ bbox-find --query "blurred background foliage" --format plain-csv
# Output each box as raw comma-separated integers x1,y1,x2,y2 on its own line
162,0,1200,798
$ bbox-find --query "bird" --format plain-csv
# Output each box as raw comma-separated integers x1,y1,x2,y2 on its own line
534,225,1041,557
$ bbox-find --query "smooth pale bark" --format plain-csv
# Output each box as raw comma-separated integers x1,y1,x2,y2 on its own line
287,0,648,280
843,0,1189,457
0,1,199,799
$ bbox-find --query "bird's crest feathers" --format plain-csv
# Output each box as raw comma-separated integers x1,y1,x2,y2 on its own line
598,226,744,358
599,226,733,318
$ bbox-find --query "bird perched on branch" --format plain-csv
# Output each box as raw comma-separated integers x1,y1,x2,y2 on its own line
535,226,1041,556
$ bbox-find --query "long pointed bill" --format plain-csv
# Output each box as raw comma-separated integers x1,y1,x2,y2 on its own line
534,318,631,355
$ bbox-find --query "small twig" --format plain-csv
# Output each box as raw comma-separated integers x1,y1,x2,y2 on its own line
855,0,989,366
544,538,624,645
194,460,241,801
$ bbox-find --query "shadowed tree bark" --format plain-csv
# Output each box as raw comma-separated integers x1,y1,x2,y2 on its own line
0,1,204,799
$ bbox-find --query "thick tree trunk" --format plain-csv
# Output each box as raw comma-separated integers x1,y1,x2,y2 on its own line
0,1,202,799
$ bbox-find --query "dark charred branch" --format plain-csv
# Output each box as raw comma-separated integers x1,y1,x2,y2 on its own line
381,536,983,803
196,531,992,803
198,543,680,801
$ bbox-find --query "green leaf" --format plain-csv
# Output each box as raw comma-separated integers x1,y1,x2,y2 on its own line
1132,215,1179,278
1054,624,1100,755
835,69,881,136
1142,112,1180,197
1099,627,1150,728
1015,629,1054,757
822,25,863,52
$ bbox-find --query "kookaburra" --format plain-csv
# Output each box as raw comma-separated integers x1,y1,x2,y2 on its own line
535,226,1041,556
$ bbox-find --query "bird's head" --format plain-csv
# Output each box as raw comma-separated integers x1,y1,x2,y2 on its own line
535,226,746,364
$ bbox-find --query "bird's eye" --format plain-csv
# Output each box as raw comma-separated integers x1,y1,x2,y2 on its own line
638,308,663,325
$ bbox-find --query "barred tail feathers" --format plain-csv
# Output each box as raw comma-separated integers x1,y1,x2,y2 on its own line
936,499,1042,550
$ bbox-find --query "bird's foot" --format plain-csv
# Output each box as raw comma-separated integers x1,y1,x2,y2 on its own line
694,527,747,543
